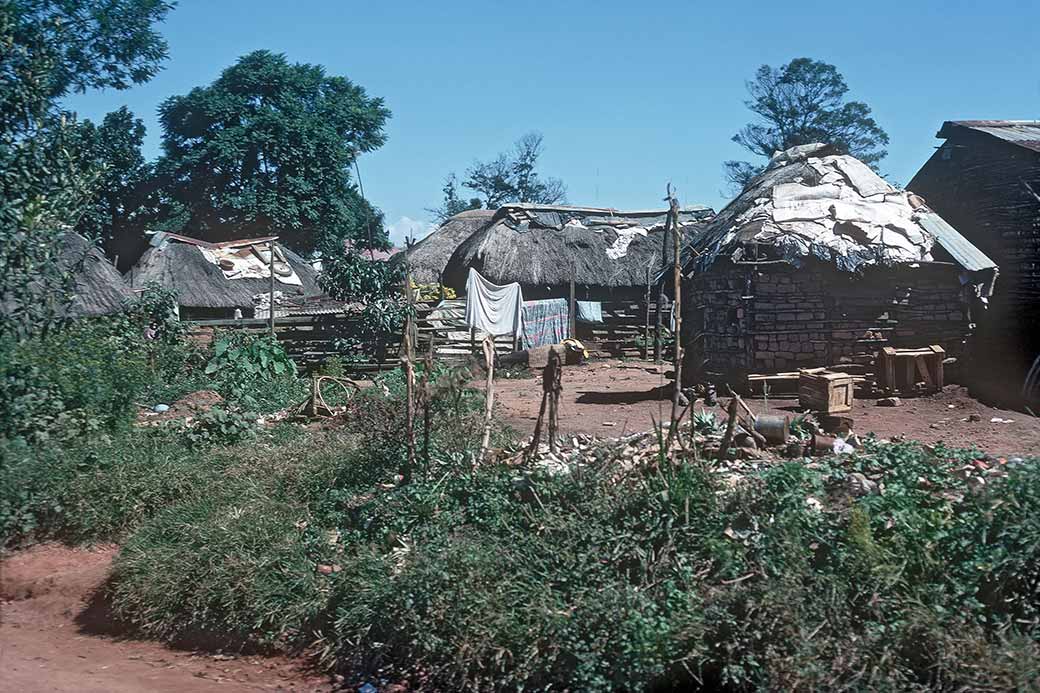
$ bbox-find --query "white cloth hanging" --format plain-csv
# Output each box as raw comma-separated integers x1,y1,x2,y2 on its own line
464,268,524,337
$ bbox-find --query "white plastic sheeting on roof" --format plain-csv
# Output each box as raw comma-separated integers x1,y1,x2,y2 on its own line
692,148,949,273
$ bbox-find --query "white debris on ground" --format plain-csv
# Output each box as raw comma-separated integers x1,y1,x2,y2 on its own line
506,419,1026,507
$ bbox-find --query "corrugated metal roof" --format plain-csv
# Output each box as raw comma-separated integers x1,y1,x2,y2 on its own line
939,120,1040,153
915,212,998,272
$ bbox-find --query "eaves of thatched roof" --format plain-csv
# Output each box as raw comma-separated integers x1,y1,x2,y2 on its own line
686,143,997,277
441,204,714,291
127,233,323,309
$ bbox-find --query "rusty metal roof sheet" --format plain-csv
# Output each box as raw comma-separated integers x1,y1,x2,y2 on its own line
938,120,1040,153
915,212,997,273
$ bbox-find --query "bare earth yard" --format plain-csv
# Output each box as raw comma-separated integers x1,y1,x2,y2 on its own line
0,544,331,693
493,359,1040,457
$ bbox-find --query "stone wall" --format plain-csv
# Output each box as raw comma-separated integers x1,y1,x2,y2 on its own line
681,260,975,386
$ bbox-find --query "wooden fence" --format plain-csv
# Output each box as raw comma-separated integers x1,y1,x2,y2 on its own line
186,298,667,372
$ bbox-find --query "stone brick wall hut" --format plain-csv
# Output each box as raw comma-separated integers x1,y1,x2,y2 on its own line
680,144,998,389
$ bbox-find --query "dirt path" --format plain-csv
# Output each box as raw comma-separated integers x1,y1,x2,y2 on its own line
494,359,1040,456
0,544,333,693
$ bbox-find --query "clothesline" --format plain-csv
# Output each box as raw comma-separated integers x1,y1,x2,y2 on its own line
463,269,610,349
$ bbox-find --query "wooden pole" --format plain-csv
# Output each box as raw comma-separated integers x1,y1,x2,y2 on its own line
669,186,684,439
478,335,496,464
717,397,740,461
568,274,576,340
655,199,672,365
268,242,276,336
423,345,432,469
547,347,562,453
403,260,416,483
643,264,652,360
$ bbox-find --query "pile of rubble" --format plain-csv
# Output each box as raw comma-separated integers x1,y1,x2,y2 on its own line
507,400,1029,505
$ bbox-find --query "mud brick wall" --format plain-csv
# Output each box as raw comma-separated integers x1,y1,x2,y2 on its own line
682,261,974,385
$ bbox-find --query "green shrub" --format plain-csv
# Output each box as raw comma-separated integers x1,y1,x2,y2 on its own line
204,332,305,412
184,406,257,448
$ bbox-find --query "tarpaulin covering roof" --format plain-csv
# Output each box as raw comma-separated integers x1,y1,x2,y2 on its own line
937,120,1040,153
685,143,997,275
442,203,715,290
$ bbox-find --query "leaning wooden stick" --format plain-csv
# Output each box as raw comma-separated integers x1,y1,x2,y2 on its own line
717,397,740,461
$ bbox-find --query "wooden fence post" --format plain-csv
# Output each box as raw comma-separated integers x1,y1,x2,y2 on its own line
403,261,416,484
644,264,652,360
668,186,684,444
569,275,576,340
268,242,276,337
547,346,562,453
478,336,496,464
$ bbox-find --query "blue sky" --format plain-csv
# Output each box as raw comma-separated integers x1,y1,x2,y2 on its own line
66,0,1040,245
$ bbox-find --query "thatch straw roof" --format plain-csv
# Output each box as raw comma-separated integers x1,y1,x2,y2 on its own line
686,143,997,276
1,232,135,319
441,204,714,292
61,232,136,316
127,234,323,309
400,209,495,284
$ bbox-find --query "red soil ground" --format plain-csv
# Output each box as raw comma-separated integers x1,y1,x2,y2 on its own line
0,543,332,693
493,359,1040,457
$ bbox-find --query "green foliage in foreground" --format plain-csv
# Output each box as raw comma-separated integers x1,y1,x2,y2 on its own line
105,431,1039,691
3,355,1037,690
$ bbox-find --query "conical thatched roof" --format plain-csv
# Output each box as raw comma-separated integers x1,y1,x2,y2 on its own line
686,143,996,276
62,232,136,316
127,233,323,309
400,209,495,284
441,204,714,292
1,232,135,319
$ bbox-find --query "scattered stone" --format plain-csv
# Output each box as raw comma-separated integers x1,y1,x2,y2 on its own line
876,397,901,407
734,432,758,450
602,421,617,427
848,472,879,497
990,417,1014,424
966,414,982,422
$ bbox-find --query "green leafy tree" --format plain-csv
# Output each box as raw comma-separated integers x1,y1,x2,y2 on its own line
724,58,889,189
427,173,482,224
435,132,567,214
155,50,391,256
72,107,156,269
0,0,172,340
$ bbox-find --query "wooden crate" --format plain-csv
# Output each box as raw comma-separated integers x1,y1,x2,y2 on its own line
876,345,945,396
798,369,855,414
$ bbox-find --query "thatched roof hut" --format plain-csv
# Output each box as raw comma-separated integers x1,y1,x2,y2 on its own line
1,232,135,320
400,209,495,285
127,233,323,319
61,232,136,316
441,204,714,299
